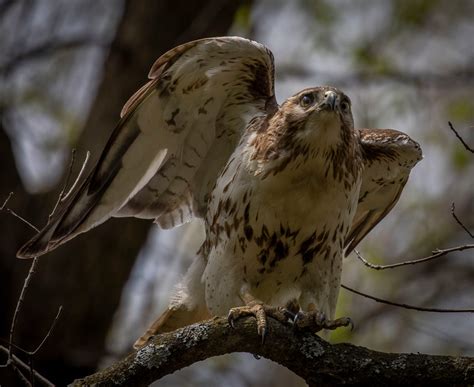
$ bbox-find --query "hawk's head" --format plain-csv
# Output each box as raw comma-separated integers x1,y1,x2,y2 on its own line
280,86,354,148
249,86,358,173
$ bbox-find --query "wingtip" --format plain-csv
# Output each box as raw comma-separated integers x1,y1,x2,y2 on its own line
16,217,62,259
16,235,50,259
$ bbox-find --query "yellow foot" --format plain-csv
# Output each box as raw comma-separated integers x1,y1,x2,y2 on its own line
294,310,354,332
227,303,290,343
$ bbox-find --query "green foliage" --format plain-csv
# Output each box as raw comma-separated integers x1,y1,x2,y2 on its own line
353,44,393,74
393,0,440,27
234,3,252,31
451,144,471,171
331,288,353,343
446,99,474,122
305,0,337,25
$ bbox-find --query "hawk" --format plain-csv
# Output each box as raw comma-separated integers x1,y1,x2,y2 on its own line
17,37,422,347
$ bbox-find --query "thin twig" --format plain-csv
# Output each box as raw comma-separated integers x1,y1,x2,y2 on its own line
0,337,30,354
448,121,474,153
451,203,474,239
3,208,40,232
61,150,90,202
2,192,40,232
341,284,474,313
1,195,61,386
49,149,77,219
1,192,13,210
11,363,32,387
0,193,40,361
1,308,59,385
353,244,474,270
8,258,40,358
28,357,35,387
0,346,54,386
30,306,63,356
2,36,109,76
0,345,54,387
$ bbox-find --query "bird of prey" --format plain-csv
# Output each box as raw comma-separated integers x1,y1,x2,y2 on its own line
17,37,422,347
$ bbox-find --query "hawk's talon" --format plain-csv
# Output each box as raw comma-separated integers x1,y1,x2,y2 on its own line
260,326,267,345
227,312,236,329
227,303,289,343
330,316,354,331
283,308,297,321
294,310,353,333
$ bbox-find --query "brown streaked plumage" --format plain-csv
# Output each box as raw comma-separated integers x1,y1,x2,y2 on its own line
15,37,422,346
346,129,423,255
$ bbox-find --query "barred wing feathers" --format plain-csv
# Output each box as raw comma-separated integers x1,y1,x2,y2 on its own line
17,37,275,258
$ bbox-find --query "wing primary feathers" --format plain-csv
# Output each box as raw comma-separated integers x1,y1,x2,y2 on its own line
17,121,142,258
17,36,276,258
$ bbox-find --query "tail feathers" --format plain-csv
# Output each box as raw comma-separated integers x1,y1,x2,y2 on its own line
134,304,211,349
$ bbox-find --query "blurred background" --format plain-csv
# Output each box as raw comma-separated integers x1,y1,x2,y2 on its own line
1,0,473,385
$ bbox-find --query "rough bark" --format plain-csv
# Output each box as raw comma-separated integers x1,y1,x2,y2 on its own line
1,1,244,385
73,317,474,386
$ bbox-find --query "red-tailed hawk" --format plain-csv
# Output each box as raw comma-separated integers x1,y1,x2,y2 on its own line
17,37,422,346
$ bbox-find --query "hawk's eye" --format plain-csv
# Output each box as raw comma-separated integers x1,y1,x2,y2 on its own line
340,99,350,112
300,93,315,108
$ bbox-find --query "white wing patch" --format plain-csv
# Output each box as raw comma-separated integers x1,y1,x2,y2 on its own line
17,37,275,258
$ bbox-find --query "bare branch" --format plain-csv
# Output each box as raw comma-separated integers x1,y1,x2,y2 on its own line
11,363,32,387
72,317,474,386
0,346,54,387
451,203,474,239
353,243,474,270
0,194,41,361
8,258,40,358
0,192,13,210
1,193,39,232
341,284,474,313
30,306,63,356
1,36,109,76
448,121,474,153
277,65,474,89
1,193,62,379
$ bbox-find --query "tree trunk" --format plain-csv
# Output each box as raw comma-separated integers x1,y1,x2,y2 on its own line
0,1,244,385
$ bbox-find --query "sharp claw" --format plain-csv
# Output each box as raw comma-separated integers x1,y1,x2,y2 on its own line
294,311,303,325
227,313,235,329
261,326,266,345
347,317,355,331
283,308,296,320
292,311,302,331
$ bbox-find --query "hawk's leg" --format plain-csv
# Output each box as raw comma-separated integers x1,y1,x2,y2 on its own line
294,307,353,332
227,291,291,343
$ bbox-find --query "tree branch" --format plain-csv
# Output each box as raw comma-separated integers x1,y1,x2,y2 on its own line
72,317,474,386
0,36,109,75
353,243,474,270
341,284,474,313
448,122,474,153
451,203,474,239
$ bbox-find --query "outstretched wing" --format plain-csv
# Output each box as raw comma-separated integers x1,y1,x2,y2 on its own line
17,37,276,258
345,129,422,256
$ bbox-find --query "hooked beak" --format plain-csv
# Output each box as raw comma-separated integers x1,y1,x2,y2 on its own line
321,90,339,111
